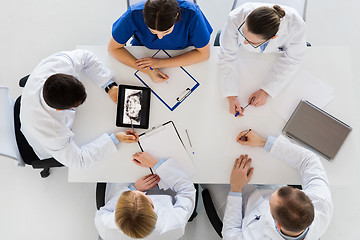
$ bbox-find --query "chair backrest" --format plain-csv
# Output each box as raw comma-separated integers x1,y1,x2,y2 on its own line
0,87,24,166
127,0,197,9
231,0,307,20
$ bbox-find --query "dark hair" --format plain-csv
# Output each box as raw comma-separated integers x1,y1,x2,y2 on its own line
246,5,286,40
143,0,181,31
273,186,314,233
43,73,87,110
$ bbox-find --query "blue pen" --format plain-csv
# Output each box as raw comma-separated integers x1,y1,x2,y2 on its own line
149,67,167,81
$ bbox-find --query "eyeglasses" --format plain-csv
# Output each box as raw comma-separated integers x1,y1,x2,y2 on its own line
238,21,272,49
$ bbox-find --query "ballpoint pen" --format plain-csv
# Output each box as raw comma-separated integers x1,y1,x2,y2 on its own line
149,66,168,80
235,97,256,117
243,97,255,111
239,129,252,141
130,118,135,135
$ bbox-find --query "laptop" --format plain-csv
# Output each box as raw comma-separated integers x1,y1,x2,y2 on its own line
282,100,352,160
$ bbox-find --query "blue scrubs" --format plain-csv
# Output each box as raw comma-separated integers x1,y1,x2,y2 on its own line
112,0,213,50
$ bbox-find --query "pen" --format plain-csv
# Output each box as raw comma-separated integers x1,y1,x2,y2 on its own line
235,97,255,117
149,67,168,81
130,119,135,135
239,129,252,141
243,97,255,111
185,129,195,154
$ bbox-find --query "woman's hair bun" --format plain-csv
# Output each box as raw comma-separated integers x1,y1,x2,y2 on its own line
273,5,286,18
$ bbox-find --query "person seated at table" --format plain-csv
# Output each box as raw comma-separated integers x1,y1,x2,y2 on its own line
20,49,139,170
108,0,213,83
219,3,307,116
95,152,196,240
205,130,333,239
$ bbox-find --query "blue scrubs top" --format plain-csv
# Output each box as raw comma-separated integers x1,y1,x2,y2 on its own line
112,0,213,50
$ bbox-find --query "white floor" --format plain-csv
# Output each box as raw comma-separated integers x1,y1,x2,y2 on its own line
1,0,360,239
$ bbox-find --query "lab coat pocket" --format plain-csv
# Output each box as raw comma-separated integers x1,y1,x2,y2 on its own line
277,46,285,52
243,213,262,228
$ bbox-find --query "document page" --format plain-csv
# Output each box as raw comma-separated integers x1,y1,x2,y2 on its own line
139,122,197,187
272,71,334,121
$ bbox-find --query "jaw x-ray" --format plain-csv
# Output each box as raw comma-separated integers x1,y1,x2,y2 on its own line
123,89,142,125
116,85,151,129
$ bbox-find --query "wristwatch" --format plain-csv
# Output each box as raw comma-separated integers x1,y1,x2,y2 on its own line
104,82,118,93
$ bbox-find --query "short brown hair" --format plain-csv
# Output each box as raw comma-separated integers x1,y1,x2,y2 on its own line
273,186,314,232
246,5,286,40
115,191,157,238
143,0,181,31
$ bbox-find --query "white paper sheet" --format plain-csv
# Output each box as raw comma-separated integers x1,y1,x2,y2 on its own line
139,122,197,189
135,50,197,109
272,71,334,121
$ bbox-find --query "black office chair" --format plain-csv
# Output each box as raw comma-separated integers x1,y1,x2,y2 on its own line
14,75,64,178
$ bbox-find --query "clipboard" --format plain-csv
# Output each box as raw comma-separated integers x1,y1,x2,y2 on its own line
138,121,197,177
134,50,200,111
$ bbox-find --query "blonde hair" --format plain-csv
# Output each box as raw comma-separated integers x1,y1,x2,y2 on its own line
115,191,157,238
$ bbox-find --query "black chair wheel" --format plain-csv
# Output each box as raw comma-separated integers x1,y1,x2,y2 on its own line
40,168,50,178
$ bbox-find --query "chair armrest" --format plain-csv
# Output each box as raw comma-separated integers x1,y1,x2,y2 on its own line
202,189,223,238
96,182,107,210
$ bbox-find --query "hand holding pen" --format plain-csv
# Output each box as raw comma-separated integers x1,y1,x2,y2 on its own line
237,129,267,147
124,119,139,141
148,67,169,83
234,97,256,117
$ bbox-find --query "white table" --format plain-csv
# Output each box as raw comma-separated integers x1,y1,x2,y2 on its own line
69,45,360,185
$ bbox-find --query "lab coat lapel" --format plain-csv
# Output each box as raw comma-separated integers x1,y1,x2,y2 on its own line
263,207,284,240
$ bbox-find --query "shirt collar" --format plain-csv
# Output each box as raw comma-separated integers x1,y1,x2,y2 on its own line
275,221,309,240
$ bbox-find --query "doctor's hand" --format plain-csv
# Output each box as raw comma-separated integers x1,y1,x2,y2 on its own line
135,57,162,69
237,130,266,147
227,96,243,117
249,89,269,107
230,155,254,192
108,86,118,104
148,68,169,83
115,131,139,143
134,174,160,191
132,152,159,168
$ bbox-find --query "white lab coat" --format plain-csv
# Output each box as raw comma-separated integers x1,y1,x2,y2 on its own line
219,2,307,98
20,49,117,169
95,159,196,240
222,135,333,240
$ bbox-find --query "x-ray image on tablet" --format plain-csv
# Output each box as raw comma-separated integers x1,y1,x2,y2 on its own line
116,85,151,129
123,89,142,125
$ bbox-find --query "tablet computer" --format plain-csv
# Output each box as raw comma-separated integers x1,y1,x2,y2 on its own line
282,100,352,160
116,85,151,129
